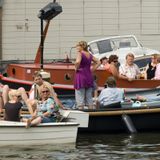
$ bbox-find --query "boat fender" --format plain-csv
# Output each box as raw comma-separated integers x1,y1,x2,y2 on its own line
122,114,137,134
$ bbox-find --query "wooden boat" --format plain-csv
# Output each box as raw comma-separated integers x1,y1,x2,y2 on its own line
0,121,79,146
78,104,160,134
1,62,160,97
28,100,160,134
54,99,160,134
0,1,160,97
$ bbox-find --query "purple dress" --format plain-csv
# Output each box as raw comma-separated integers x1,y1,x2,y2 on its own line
74,52,93,89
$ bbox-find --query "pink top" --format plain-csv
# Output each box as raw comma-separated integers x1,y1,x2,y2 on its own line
154,63,160,80
104,63,112,73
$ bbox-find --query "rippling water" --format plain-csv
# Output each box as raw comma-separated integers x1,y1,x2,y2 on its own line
1,133,160,160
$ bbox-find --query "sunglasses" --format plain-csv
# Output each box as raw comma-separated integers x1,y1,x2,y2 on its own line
16,95,21,98
42,90,49,93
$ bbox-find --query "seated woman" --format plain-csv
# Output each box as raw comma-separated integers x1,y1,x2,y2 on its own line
153,54,160,80
97,76,124,108
144,54,158,79
26,84,60,128
99,57,108,68
4,90,23,122
103,55,119,78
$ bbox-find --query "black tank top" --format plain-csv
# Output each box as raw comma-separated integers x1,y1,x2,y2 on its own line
4,102,22,121
146,62,156,79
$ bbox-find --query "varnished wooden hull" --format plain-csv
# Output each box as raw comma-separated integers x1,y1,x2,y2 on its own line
6,62,160,89
0,75,75,96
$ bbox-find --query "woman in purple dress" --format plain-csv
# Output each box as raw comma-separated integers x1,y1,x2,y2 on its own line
74,41,100,110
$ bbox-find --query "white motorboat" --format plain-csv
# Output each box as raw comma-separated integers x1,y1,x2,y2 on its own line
0,109,89,146
0,120,79,146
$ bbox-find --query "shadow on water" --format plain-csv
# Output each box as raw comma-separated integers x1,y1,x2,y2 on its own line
1,133,160,160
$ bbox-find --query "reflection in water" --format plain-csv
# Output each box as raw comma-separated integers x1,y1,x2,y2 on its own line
0,133,160,159
76,133,160,160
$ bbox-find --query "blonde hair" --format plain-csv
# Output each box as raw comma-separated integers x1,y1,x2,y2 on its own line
157,54,160,63
39,84,51,97
9,90,21,100
151,53,159,59
76,41,88,51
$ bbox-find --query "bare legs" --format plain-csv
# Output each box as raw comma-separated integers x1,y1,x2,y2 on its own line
26,116,42,128
0,95,3,113
2,85,9,106
1,86,36,117
0,85,9,112
26,99,37,116
17,87,37,116
17,87,29,104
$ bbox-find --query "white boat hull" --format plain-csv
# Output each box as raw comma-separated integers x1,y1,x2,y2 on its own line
60,110,89,128
0,121,79,146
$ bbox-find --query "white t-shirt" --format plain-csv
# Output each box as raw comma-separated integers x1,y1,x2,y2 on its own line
119,63,140,79
29,81,56,100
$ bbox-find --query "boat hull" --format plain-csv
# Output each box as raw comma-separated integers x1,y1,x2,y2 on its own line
0,76,75,96
6,63,160,89
0,121,79,146
78,107,160,133
0,74,160,98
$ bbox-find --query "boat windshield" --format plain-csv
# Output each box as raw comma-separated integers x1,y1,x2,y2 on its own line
89,36,138,55
89,39,113,55
134,57,151,71
110,37,138,49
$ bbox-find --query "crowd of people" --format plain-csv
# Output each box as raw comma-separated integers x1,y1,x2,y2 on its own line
0,40,160,127
0,71,66,128
74,40,160,109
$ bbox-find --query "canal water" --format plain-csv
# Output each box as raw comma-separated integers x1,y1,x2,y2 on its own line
0,133,160,160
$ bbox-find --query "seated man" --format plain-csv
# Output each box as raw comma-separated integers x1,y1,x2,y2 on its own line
98,76,124,108
119,53,141,81
27,71,66,116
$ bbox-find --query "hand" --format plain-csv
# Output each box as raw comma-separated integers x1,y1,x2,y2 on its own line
127,78,134,82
